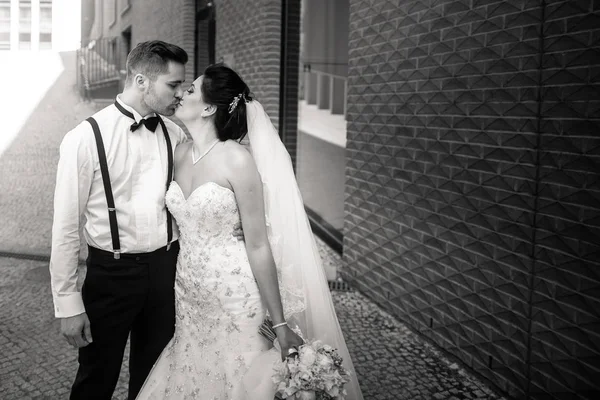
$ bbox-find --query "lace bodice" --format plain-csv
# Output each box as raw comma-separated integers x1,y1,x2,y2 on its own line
168,181,239,243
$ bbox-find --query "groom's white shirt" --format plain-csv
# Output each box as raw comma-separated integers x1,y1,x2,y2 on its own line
49,96,187,318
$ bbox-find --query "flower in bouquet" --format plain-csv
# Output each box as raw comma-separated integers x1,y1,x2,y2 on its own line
259,319,351,399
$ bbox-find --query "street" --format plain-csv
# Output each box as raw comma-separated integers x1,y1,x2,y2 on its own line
0,51,505,400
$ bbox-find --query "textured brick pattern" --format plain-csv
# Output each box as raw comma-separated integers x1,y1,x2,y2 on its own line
279,0,301,167
129,0,196,85
195,19,212,76
101,0,197,88
530,1,600,399
342,1,600,399
216,0,283,130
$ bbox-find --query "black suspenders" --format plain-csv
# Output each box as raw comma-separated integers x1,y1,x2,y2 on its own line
86,113,174,259
86,117,121,258
159,117,174,250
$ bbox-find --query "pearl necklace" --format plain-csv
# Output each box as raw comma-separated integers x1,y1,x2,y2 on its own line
192,139,220,165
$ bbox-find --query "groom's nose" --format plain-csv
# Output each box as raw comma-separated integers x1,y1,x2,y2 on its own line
174,87,183,100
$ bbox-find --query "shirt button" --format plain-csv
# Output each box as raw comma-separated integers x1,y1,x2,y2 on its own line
135,256,141,261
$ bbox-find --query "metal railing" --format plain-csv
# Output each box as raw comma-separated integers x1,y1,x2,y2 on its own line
76,37,121,99
301,62,348,117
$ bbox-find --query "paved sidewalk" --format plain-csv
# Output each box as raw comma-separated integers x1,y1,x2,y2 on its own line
0,250,506,400
0,51,508,400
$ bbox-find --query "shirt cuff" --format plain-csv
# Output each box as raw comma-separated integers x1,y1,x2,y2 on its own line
53,293,85,318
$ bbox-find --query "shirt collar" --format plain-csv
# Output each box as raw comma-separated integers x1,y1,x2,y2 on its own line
115,95,157,123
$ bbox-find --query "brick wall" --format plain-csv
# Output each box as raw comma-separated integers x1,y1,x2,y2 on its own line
216,0,301,163
129,0,196,86
343,1,600,399
195,19,211,76
100,0,197,89
216,0,283,130
530,1,600,398
278,0,301,166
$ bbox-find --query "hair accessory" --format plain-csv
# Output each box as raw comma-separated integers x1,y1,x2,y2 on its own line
228,93,244,114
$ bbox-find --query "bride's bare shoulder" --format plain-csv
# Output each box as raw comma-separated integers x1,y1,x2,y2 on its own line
221,139,255,170
223,139,251,157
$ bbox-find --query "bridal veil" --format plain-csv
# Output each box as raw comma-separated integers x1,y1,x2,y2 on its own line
242,100,363,400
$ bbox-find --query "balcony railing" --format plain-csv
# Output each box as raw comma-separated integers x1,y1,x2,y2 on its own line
76,37,121,99
301,62,347,118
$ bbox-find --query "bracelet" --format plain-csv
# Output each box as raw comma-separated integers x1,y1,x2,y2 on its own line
272,321,288,329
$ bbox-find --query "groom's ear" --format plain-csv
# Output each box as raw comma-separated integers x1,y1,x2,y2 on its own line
201,105,217,117
134,74,148,90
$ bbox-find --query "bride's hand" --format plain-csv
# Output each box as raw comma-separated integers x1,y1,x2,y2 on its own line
275,325,304,361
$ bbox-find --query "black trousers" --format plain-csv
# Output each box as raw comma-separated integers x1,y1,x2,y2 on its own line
70,241,179,400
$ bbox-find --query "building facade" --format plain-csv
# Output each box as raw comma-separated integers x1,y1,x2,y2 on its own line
0,0,78,51
80,1,600,399
1,0,53,50
80,0,214,96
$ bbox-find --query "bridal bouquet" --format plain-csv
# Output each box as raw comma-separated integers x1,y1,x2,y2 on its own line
259,320,351,399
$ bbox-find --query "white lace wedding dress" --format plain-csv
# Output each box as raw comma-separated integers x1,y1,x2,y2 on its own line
136,181,271,399
136,101,365,399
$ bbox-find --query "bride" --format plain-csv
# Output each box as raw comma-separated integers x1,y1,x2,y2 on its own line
136,63,363,399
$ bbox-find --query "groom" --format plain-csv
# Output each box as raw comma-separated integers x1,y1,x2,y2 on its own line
49,40,238,400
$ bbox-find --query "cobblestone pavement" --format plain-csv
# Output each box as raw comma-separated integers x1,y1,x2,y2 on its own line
0,250,507,400
1,51,508,399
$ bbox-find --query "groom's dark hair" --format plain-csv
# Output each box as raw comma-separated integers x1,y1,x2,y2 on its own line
125,40,188,85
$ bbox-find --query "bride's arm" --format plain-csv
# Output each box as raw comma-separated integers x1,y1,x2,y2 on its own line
226,144,303,355
227,145,284,322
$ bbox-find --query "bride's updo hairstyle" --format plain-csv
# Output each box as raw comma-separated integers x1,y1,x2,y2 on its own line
201,63,253,141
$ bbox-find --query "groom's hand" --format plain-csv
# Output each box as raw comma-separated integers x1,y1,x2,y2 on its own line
232,222,244,241
61,313,93,348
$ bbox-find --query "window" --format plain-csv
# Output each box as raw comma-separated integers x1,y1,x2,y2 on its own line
39,32,51,49
122,26,131,55
39,0,52,49
19,32,30,49
296,0,349,239
19,0,32,50
0,0,10,50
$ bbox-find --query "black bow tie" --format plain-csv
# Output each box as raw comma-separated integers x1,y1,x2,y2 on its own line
130,116,160,132
114,100,161,132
